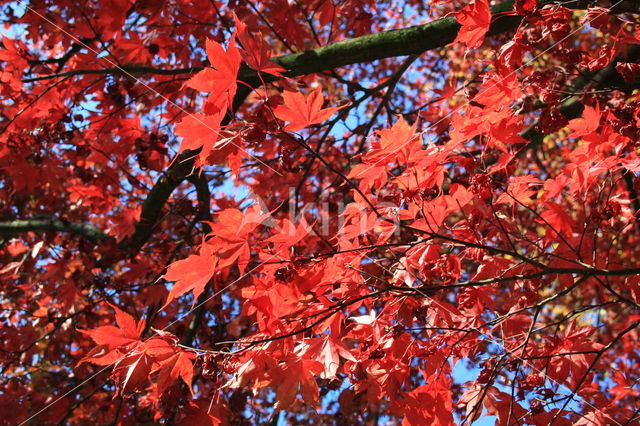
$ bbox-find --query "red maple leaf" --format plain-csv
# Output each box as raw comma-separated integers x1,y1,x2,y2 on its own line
367,116,421,164
567,104,601,139
155,351,196,396
453,0,492,49
272,358,324,408
162,242,218,309
273,88,346,132
616,62,640,83
401,375,453,425
179,402,227,426
78,303,144,366
111,352,153,397
175,109,237,164
234,14,286,77
186,38,241,111
538,321,604,388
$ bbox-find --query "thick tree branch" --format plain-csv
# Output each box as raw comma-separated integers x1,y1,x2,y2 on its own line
28,1,637,85
0,216,113,243
187,174,213,224
22,0,573,84
119,154,199,257
21,65,202,83
0,172,211,255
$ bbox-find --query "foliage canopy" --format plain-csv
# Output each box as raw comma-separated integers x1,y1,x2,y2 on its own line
2,0,640,424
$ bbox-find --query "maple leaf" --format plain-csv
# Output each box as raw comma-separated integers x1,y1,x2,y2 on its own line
210,206,268,240
539,202,574,239
609,370,639,402
107,206,141,241
539,321,604,388
495,175,540,206
474,72,521,105
225,352,273,391
202,206,269,274
453,0,491,49
265,217,311,257
179,402,226,426
295,337,356,379
490,112,527,150
186,38,241,111
0,36,27,91
118,35,155,64
156,351,196,396
111,352,153,397
233,14,286,76
347,162,388,193
496,40,525,72
273,88,346,132
616,62,640,83
567,104,601,139
401,375,453,425
587,45,613,71
175,109,237,164
272,359,324,408
483,388,528,426
366,116,421,164
6,239,26,257
162,243,218,309
78,303,144,366
542,174,570,200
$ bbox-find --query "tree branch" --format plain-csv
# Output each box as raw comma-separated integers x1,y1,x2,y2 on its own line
0,216,113,243
22,65,202,83
22,0,576,84
29,1,635,85
119,154,199,257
